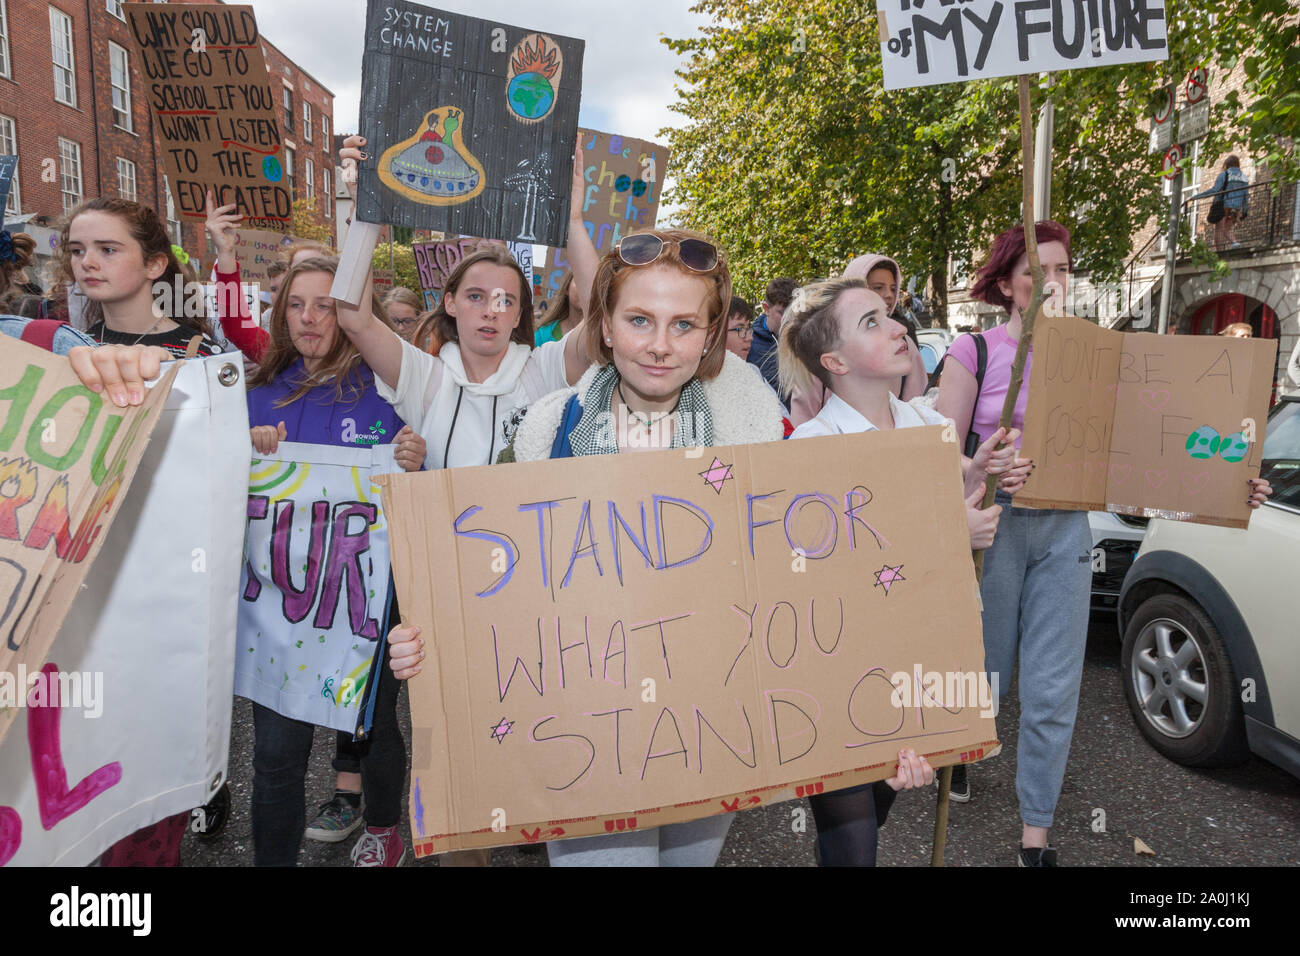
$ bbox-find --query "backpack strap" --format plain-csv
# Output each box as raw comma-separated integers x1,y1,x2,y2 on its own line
964,332,988,457
18,319,68,353
548,393,583,459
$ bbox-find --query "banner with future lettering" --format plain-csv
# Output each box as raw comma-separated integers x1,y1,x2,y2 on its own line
1,355,248,866
235,442,397,734
878,0,1168,90
380,428,998,855
355,0,584,246
125,3,292,231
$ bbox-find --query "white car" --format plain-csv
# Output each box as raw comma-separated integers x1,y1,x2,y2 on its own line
1117,394,1300,776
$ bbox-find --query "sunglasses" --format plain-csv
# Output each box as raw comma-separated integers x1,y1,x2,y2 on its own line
616,234,720,273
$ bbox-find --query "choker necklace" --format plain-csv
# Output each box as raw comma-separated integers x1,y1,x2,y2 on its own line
98,314,165,347
617,380,679,432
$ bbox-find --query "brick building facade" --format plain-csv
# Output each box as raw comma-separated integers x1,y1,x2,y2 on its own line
0,0,335,286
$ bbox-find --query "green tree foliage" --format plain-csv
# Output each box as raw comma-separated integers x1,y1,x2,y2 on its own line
662,0,1296,323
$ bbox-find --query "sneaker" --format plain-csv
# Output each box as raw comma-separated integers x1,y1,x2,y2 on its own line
350,825,407,867
304,793,364,843
948,764,970,803
1018,845,1058,867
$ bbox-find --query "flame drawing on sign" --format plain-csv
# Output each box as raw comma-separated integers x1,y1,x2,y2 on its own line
379,107,486,206
506,33,563,124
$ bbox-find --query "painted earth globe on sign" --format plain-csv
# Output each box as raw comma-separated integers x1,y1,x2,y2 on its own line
508,72,555,121
1218,431,1250,462
1185,426,1221,459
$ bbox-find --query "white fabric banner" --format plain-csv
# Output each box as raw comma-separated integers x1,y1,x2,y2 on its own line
878,0,1168,90
235,442,397,734
0,354,249,866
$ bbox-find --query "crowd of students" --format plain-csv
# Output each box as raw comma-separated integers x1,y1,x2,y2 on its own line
1,134,1273,869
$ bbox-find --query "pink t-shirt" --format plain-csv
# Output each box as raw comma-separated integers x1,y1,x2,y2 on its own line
947,323,1032,449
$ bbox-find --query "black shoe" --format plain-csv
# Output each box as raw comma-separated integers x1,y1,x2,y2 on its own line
1018,845,1058,867
948,764,970,803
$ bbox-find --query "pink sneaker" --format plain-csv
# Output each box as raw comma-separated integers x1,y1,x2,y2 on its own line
350,825,407,867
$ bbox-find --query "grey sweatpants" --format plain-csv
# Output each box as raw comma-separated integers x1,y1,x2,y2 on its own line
981,497,1092,829
546,814,733,867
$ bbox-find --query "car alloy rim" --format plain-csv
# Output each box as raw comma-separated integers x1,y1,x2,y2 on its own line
1131,616,1209,739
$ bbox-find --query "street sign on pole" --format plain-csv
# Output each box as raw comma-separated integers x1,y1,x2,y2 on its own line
1148,84,1175,153
1162,143,1183,179
1177,98,1210,143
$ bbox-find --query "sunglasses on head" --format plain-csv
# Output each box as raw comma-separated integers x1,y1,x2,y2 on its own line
616,234,720,273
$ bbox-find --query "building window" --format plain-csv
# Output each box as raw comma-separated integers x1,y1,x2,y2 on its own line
303,101,312,142
106,0,123,20
322,113,329,145
321,167,331,217
304,157,314,201
163,175,180,243
109,42,133,132
284,145,296,198
0,113,19,216
50,7,77,107
116,157,136,201
58,137,82,212
0,0,12,79
283,85,294,132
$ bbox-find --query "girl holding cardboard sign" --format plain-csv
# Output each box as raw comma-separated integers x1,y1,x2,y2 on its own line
779,276,1028,866
937,221,1272,866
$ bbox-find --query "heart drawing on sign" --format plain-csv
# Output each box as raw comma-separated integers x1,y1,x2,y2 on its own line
1182,472,1211,495
1110,463,1133,483
1145,469,1168,489
1139,389,1171,411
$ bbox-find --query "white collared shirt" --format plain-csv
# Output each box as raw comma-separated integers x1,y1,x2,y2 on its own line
790,392,949,439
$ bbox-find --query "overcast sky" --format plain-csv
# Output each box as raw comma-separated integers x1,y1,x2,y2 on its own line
243,0,709,146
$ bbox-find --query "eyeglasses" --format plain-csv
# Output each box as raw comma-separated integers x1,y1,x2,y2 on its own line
616,234,720,273
727,324,753,339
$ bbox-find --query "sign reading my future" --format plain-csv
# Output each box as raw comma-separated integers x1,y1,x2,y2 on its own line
355,0,584,248
124,4,290,230
878,0,1168,90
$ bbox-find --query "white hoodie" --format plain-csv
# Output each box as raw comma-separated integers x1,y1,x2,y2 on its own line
376,335,570,469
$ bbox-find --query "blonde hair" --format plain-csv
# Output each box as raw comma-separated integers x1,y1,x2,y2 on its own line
383,286,422,314
247,256,390,407
778,277,867,396
583,228,731,382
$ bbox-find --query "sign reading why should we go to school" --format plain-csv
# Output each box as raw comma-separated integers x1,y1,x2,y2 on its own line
1018,314,1277,528
235,442,397,734
878,0,1168,90
379,428,999,855
543,129,670,293
0,336,178,749
355,0,584,247
124,3,291,230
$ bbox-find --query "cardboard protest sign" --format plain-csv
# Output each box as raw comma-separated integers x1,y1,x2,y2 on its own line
1018,314,1277,528
355,0,584,246
379,428,997,855
372,268,395,300
0,338,178,747
0,355,247,865
235,442,398,734
0,155,17,219
544,129,670,285
214,227,294,286
124,4,291,230
413,237,533,310
877,0,1168,90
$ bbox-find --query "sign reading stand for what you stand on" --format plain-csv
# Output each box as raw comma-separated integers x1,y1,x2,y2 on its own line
877,0,1168,90
356,0,584,247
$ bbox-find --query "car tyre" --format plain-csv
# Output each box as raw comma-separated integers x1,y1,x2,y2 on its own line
1121,592,1248,767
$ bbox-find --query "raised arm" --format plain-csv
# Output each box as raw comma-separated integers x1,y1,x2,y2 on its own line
206,190,269,361
562,140,597,385
334,135,404,389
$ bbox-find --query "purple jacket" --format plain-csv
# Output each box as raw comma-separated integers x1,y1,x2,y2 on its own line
247,359,405,449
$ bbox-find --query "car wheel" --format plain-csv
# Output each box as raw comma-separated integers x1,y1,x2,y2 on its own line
1121,592,1249,767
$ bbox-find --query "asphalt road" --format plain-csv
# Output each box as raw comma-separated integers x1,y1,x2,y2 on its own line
185,610,1300,867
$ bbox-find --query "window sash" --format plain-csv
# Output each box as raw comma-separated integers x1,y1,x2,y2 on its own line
109,43,132,131
303,101,312,141
59,138,82,211
50,8,77,106
0,114,18,215
0,0,12,79
117,157,136,201
322,167,330,217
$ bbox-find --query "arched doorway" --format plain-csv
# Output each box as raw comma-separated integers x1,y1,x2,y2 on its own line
1187,293,1277,338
